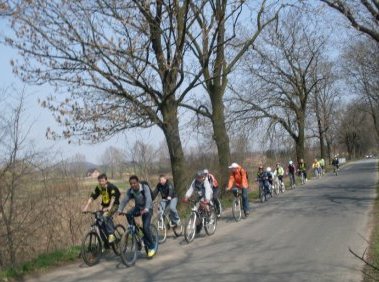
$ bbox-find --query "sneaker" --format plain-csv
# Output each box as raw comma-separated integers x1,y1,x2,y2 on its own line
147,248,156,258
108,234,116,243
244,211,250,217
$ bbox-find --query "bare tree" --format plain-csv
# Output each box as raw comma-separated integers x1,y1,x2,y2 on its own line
230,12,327,162
319,0,379,43
100,146,126,179
129,141,158,181
181,0,281,184
342,39,379,140
6,0,201,194
0,89,41,268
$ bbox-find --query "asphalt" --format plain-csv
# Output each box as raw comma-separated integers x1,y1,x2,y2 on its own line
26,159,378,282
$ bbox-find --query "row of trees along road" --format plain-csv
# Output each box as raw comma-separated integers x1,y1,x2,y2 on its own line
1,0,378,194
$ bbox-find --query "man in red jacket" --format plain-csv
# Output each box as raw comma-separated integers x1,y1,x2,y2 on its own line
226,163,250,216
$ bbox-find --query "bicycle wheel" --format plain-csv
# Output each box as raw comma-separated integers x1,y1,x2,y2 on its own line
260,187,266,203
120,231,137,267
172,220,183,237
273,184,279,196
144,224,159,258
111,224,126,256
281,182,286,193
184,212,197,243
153,217,167,244
204,208,217,235
232,197,242,222
81,231,102,266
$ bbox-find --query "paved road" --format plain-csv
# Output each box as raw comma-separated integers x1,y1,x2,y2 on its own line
27,159,378,282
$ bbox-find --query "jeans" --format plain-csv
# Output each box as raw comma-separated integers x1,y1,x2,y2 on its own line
127,207,154,249
159,198,180,224
289,173,296,185
232,187,249,212
103,205,118,235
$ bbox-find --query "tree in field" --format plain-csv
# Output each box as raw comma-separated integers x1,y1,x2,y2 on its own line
230,12,327,162
5,0,201,194
342,39,379,141
309,62,340,162
0,89,42,268
319,0,379,43
100,146,126,179
182,0,281,184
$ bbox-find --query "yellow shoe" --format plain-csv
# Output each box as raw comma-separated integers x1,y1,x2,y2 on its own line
147,248,156,258
108,234,116,243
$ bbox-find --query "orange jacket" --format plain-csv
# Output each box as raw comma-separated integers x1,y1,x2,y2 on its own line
228,166,248,189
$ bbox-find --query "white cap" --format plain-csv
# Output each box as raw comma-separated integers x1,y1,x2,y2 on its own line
203,169,209,174
228,163,239,169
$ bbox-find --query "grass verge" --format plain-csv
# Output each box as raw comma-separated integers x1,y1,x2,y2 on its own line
363,161,379,281
0,246,81,282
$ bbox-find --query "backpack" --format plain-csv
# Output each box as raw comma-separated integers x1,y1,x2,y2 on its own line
140,180,156,201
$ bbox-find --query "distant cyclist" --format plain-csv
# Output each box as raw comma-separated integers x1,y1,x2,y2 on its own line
275,163,285,185
312,159,320,178
82,173,120,244
319,158,325,175
287,161,296,188
227,163,250,217
298,159,308,182
203,169,221,217
332,156,339,170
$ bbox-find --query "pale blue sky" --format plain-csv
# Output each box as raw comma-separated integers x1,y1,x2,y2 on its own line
0,19,166,164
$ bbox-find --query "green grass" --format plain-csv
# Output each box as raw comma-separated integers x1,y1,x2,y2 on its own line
363,161,379,281
0,246,80,281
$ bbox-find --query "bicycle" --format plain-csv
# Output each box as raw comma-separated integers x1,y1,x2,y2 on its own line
119,212,159,267
153,199,183,244
81,211,125,266
231,188,247,222
333,166,339,176
183,199,217,244
298,170,306,185
259,178,272,203
289,173,296,189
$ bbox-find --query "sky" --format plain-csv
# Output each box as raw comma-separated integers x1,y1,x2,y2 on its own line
0,3,359,165
0,19,166,164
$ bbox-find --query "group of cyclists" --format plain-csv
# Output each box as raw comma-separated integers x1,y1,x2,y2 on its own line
82,156,340,263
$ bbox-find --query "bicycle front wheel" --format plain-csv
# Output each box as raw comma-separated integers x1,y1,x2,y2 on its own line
153,217,167,244
184,212,197,243
145,224,159,258
81,231,102,266
260,187,266,203
232,197,242,222
172,220,183,237
204,208,217,235
111,224,126,256
120,231,137,267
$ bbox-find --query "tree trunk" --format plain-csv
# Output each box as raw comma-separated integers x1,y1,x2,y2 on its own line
210,88,231,188
295,118,305,163
160,101,187,196
314,94,326,159
325,135,332,164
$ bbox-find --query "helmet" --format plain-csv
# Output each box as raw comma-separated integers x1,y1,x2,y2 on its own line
196,170,205,178
300,159,304,162
203,169,209,174
276,162,280,166
266,167,272,172
289,161,293,165
259,165,263,170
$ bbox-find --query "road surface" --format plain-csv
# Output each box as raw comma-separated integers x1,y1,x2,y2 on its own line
27,159,378,282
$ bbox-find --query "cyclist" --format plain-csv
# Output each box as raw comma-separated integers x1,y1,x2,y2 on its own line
275,163,285,185
82,173,121,244
319,158,325,175
152,175,180,227
203,169,221,218
332,156,339,170
117,175,156,258
287,161,296,188
298,159,308,182
312,159,320,178
226,163,250,217
261,167,273,196
183,170,213,206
